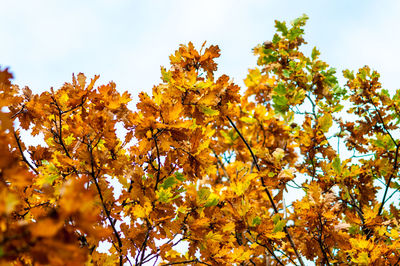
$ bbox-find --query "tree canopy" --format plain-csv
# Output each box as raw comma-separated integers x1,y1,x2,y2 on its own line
1,15,400,265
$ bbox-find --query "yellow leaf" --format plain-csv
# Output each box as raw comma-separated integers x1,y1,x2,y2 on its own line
132,201,152,218
64,134,75,146
191,218,209,229
108,100,120,109
59,93,69,105
0,191,19,215
272,148,285,161
222,222,235,232
352,251,370,264
77,73,86,89
165,103,183,122
205,231,223,242
278,168,294,181
166,249,181,259
199,105,219,116
350,238,370,250
267,231,286,239
318,113,332,133
231,180,247,196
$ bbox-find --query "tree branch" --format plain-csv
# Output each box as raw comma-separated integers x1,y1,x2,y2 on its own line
226,115,305,266
317,214,331,265
13,131,39,175
378,144,399,215
160,259,212,266
88,141,123,266
153,131,162,190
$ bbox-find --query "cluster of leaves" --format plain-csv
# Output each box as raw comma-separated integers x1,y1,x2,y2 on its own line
1,15,400,265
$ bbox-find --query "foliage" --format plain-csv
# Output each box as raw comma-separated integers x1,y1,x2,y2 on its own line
1,15,400,265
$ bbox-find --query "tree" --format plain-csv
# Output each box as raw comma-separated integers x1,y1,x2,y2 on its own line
1,14,400,265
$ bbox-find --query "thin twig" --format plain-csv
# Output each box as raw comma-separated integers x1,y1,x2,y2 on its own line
211,149,229,180
160,259,212,266
137,221,152,266
317,214,331,265
153,132,162,190
378,145,399,215
13,131,39,175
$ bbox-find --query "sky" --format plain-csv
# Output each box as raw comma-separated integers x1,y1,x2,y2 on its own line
2,0,400,99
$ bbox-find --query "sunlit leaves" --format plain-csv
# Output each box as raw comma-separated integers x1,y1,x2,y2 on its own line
1,15,400,266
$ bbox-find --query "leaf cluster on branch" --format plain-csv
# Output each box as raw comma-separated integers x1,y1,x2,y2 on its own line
1,14,400,265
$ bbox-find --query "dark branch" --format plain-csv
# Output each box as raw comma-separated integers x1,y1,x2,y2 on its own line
88,141,123,266
13,131,39,175
378,144,400,215
226,115,305,266
160,259,212,266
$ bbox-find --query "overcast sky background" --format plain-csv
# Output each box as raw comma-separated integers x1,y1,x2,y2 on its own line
2,0,400,99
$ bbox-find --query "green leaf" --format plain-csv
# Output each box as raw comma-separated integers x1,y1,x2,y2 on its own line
275,20,288,35
311,47,320,61
373,134,395,150
381,89,390,97
273,219,286,233
252,216,262,226
156,187,174,203
174,172,185,182
393,89,400,101
343,69,355,80
326,67,336,75
292,89,306,104
272,214,281,224
371,71,380,79
291,14,309,27
199,105,219,116
161,176,177,189
205,194,219,207
273,95,288,106
392,181,400,190
332,104,344,112
272,34,281,44
274,82,287,95
272,95,289,114
198,187,211,203
349,225,359,234
359,68,368,80
288,28,304,41
318,113,333,133
161,67,172,83
282,69,291,78
332,156,341,174
268,55,279,64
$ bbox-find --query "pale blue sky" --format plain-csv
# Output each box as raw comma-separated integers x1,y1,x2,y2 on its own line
2,0,400,99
